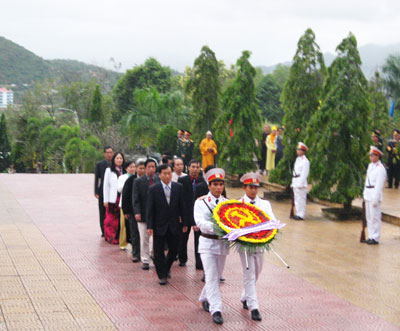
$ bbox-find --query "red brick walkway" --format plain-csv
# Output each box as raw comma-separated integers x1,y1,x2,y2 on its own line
0,174,398,331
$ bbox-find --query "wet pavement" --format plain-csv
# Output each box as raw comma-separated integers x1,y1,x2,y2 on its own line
0,174,399,330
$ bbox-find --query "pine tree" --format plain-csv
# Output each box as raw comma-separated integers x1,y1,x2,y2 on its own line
368,72,390,134
185,46,220,139
215,51,262,174
88,85,104,126
305,33,372,209
0,113,11,172
269,28,326,186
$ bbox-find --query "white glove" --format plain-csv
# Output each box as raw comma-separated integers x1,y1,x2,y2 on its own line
372,201,379,208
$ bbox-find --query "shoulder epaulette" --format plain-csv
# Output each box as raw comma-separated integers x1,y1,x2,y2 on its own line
197,195,207,200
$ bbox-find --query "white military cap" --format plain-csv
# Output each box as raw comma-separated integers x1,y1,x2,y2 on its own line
205,168,225,184
240,172,261,186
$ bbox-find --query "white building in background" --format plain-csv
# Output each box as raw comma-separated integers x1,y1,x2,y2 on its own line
0,88,14,108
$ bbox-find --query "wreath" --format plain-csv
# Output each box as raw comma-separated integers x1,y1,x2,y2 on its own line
213,200,284,252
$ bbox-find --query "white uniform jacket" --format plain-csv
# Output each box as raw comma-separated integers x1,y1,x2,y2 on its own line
103,168,119,204
240,195,277,253
363,161,387,203
194,193,229,256
240,195,277,221
292,155,310,188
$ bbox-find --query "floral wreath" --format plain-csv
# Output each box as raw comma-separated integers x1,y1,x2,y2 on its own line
212,200,284,251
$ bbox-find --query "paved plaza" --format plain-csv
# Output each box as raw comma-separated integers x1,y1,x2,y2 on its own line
0,174,399,330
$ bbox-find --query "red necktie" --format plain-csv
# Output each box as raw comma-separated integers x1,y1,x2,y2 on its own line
149,177,153,186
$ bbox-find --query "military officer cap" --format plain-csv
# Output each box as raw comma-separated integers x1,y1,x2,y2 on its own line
373,129,381,137
240,172,261,187
205,168,225,184
177,129,184,134
184,130,192,136
369,146,383,157
297,142,308,152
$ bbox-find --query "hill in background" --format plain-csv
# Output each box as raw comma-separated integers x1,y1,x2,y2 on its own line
259,43,400,78
0,36,121,99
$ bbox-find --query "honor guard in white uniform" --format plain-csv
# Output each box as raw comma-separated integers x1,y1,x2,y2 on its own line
194,168,229,325
291,142,310,220
363,146,387,245
239,173,277,321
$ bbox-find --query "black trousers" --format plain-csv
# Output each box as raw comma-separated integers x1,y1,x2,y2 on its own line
178,226,203,269
260,148,266,171
153,228,180,279
98,196,106,236
128,215,140,259
387,164,400,188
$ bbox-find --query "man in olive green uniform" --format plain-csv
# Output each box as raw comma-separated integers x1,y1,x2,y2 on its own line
182,131,194,168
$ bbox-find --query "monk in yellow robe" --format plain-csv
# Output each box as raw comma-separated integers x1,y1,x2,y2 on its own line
200,131,218,170
266,126,277,172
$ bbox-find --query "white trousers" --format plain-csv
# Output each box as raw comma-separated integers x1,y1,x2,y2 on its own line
137,221,153,264
293,187,307,218
199,253,227,315
239,251,263,310
365,201,382,241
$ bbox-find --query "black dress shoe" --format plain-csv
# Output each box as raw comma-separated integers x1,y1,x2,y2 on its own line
132,257,140,263
159,278,167,285
290,215,296,219
360,239,367,243
293,216,304,221
179,262,186,267
219,277,225,282
142,263,149,270
212,312,223,324
367,239,379,245
241,300,248,310
195,265,203,270
202,301,210,312
167,271,171,279
251,309,262,321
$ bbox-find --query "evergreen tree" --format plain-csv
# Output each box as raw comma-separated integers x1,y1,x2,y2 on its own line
368,72,390,135
305,33,372,209
0,113,11,172
256,74,283,123
382,54,400,104
88,85,104,126
113,58,172,120
185,46,220,138
269,28,326,186
215,51,262,174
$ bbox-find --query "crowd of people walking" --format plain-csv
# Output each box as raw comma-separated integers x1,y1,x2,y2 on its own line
93,126,398,325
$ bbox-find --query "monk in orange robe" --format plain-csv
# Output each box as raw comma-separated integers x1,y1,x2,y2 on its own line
200,131,218,170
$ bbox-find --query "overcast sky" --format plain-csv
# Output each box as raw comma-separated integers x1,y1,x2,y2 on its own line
2,0,400,72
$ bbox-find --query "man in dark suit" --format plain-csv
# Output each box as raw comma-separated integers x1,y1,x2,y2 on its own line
122,160,145,263
133,159,159,270
94,146,113,236
147,164,185,285
178,159,204,269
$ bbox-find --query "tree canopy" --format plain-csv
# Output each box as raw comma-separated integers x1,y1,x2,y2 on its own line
305,33,372,208
215,50,262,174
0,113,11,172
113,58,172,119
185,46,221,139
269,28,326,186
